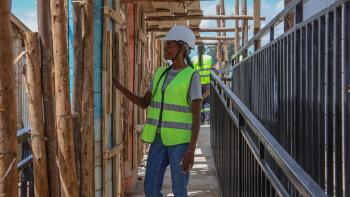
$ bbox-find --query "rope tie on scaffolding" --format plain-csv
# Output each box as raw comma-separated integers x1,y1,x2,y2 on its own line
0,152,16,182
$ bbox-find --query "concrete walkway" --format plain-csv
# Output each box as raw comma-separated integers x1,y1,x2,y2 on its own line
130,125,221,197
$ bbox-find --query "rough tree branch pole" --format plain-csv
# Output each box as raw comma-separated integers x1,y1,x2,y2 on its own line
0,1,18,196
37,0,60,195
50,0,79,196
23,32,49,197
72,2,83,193
80,0,95,196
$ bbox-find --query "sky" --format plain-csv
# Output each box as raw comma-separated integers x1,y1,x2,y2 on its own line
11,0,38,31
11,0,283,37
10,0,335,49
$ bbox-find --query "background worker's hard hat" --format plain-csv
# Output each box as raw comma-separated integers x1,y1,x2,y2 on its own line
160,25,196,49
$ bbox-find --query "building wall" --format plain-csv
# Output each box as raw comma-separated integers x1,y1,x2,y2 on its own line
303,0,337,20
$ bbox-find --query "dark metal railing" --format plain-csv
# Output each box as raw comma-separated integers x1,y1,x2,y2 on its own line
211,71,326,196
17,127,34,197
211,0,350,196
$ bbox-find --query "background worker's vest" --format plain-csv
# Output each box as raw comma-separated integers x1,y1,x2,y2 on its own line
141,66,195,146
192,54,212,85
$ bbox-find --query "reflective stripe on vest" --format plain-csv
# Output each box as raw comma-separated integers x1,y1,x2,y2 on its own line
150,101,191,113
145,118,192,130
141,66,194,146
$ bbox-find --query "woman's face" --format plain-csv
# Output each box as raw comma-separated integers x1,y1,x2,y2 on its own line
163,41,180,60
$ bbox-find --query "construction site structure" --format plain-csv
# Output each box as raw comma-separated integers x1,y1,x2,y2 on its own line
1,0,350,196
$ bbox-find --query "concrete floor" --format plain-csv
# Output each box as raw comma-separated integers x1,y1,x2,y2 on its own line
130,125,221,197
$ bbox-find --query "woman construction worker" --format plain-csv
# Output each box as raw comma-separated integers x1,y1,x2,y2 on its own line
113,25,202,197
191,45,212,124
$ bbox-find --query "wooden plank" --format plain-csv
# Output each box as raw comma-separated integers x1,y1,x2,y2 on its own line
145,14,266,21
157,35,235,40
147,27,245,32
10,14,31,32
122,0,206,3
107,31,112,114
102,1,110,196
104,144,124,159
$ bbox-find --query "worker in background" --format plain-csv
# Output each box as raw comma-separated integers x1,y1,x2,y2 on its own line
113,25,201,197
191,45,212,124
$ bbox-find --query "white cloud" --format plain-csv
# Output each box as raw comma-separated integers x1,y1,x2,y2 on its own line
275,1,284,11
14,11,38,31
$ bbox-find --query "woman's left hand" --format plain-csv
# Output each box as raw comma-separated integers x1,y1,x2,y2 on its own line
181,150,195,173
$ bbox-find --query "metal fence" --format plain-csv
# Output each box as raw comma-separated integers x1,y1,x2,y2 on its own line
211,0,350,196
17,128,34,197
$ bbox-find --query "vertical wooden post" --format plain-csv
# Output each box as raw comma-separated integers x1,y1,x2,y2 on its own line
102,0,110,196
37,0,60,196
72,2,83,193
215,4,222,70
284,0,295,32
241,0,248,44
254,0,261,50
235,0,240,53
0,1,18,196
23,32,49,197
220,0,228,68
50,0,79,196
80,1,94,196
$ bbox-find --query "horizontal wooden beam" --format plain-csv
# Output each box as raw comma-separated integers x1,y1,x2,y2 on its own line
198,36,235,41
10,14,31,32
157,35,235,41
147,27,247,32
145,15,266,21
196,42,234,46
121,0,213,3
104,143,124,159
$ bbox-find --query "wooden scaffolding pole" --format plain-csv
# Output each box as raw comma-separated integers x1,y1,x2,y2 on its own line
220,0,228,68
254,0,261,50
72,2,83,193
235,0,240,53
241,0,248,44
80,0,94,196
50,0,79,196
215,4,222,70
37,0,60,196
284,0,295,32
0,1,18,196
102,0,110,195
23,32,49,197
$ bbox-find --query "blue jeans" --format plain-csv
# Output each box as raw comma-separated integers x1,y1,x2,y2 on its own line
144,134,189,197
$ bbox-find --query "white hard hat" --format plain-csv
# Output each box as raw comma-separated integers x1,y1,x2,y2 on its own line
160,25,196,49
